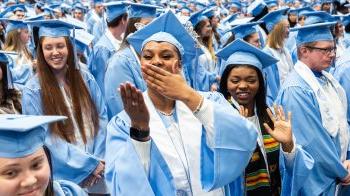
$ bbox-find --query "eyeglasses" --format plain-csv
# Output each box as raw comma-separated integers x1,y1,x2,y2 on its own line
305,46,336,55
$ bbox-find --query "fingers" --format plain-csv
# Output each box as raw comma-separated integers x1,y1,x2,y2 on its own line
287,111,292,124
119,82,143,111
263,122,274,136
279,105,286,121
172,60,180,74
266,107,275,124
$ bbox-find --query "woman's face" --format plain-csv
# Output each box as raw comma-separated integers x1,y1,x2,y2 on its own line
141,41,181,75
246,33,261,48
42,37,69,72
227,66,260,106
200,20,212,38
288,13,297,23
282,19,290,39
19,28,30,44
0,148,50,196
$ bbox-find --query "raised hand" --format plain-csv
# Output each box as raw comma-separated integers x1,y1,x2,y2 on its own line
120,82,149,130
263,105,294,153
81,161,104,187
341,160,350,185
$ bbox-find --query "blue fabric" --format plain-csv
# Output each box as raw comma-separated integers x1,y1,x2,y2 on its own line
259,8,289,33
276,70,349,195
105,91,257,195
89,33,116,95
262,48,281,106
53,180,88,196
6,54,33,89
105,112,176,196
291,22,336,46
22,70,108,184
104,46,147,119
332,59,350,126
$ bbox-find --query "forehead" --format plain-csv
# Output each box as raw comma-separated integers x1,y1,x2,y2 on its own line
143,41,178,52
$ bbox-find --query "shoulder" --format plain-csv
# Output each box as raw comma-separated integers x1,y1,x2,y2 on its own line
23,75,41,92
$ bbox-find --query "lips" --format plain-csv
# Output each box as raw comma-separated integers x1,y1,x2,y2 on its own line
236,92,250,99
18,187,40,196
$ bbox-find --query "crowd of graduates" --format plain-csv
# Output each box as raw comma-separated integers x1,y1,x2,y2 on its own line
0,0,350,195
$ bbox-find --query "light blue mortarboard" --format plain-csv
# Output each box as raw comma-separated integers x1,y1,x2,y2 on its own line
93,0,104,5
222,13,239,24
260,7,289,32
25,19,84,38
72,29,94,53
104,1,129,23
195,2,206,10
189,9,208,27
291,22,336,46
127,10,203,67
128,3,159,18
217,39,278,71
0,19,28,33
203,7,217,18
265,0,278,8
0,115,67,158
225,21,263,39
289,6,314,16
7,4,27,13
342,14,350,26
303,11,335,25
247,0,267,17
230,1,242,9
72,2,87,13
25,14,45,21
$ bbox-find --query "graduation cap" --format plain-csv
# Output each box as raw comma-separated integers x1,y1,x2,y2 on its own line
0,115,67,158
189,9,208,27
72,29,94,53
222,13,239,24
217,39,278,71
72,2,87,13
104,1,129,23
265,0,278,8
229,17,254,26
93,0,104,5
303,11,336,25
25,19,84,38
247,0,267,17
8,4,27,13
230,1,242,9
289,6,314,17
128,2,160,18
291,22,336,46
342,14,350,26
127,10,203,68
225,21,263,39
259,7,289,32
202,7,217,18
0,18,28,33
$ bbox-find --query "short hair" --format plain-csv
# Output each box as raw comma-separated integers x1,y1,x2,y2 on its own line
107,13,128,28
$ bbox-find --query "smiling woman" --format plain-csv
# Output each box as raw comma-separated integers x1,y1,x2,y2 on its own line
0,115,87,196
22,19,108,194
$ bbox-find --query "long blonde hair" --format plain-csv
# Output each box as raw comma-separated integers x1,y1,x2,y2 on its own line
4,29,32,60
267,20,288,50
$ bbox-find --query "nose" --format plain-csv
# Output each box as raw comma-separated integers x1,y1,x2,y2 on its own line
151,55,162,67
238,81,248,89
20,172,38,188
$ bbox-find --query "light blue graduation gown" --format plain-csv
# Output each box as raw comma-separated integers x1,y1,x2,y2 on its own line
105,91,258,195
22,70,108,184
104,46,147,119
85,11,103,34
276,70,350,195
53,180,88,196
7,54,33,90
89,32,117,95
332,62,350,126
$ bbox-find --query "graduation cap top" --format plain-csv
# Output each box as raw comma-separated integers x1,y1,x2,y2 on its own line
128,2,160,18
0,115,67,158
259,7,289,32
127,11,203,66
291,22,336,46
216,39,278,71
25,19,84,38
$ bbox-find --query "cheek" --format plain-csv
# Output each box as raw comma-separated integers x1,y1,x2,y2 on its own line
226,81,238,95
36,163,51,193
251,82,260,96
0,178,19,195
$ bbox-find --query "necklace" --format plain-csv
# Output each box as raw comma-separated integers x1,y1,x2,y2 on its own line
157,109,174,116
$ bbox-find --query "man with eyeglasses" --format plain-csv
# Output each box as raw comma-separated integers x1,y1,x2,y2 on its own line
276,22,350,195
